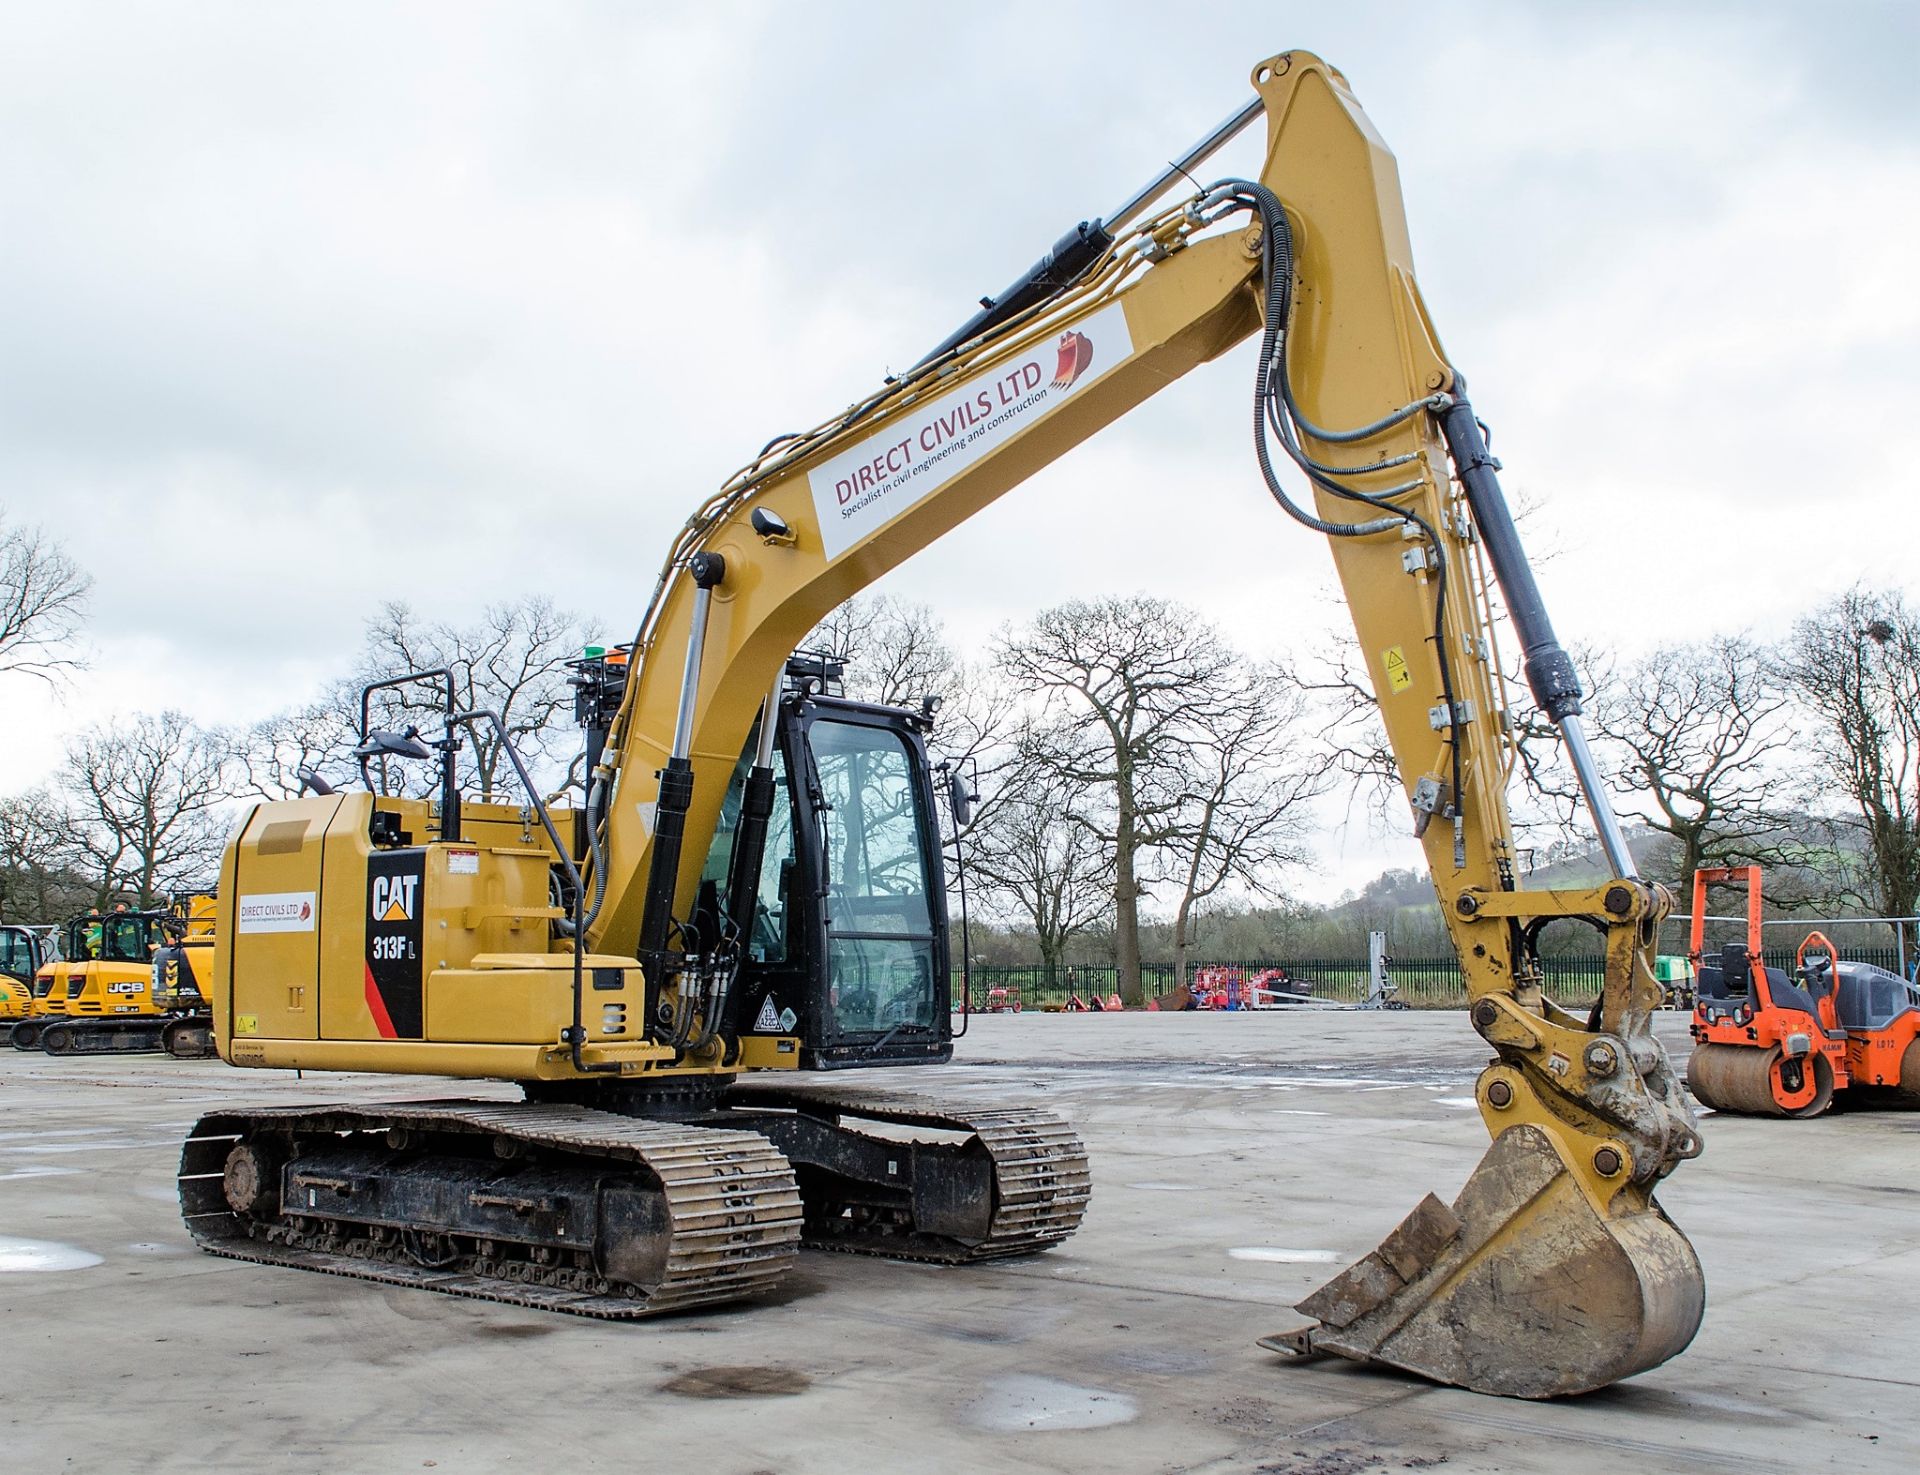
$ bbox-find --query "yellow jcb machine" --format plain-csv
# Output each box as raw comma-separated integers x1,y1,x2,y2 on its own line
14,899,218,1055
184,50,1704,1398
149,895,221,1058
10,913,112,1050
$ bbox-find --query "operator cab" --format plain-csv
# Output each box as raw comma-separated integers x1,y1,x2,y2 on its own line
0,926,41,984
700,653,953,1069
63,912,165,965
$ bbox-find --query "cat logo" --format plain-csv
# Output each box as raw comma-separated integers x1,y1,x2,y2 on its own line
371,874,420,923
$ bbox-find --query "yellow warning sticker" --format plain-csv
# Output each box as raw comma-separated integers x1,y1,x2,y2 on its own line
235,1014,259,1036
1382,645,1412,693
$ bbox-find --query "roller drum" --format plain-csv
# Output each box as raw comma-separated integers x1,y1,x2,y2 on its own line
1896,1039,1920,1107
1687,1043,1830,1118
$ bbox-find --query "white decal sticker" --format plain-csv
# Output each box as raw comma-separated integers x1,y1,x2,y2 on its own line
808,301,1134,560
237,892,316,934
446,849,480,876
754,995,780,1033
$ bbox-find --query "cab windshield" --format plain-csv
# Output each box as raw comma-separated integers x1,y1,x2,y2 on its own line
0,930,35,980
66,914,159,963
810,719,938,1038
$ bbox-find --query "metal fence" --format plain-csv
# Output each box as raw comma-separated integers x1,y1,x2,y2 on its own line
955,956,1596,1011
955,944,1916,1012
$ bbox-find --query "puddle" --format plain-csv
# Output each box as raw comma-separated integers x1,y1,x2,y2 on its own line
660,1365,811,1399
1126,1182,1202,1192
0,1236,104,1272
965,1374,1138,1431
1434,1097,1480,1108
1228,1246,1342,1264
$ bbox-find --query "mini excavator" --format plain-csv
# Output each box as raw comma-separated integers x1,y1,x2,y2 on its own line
8,911,138,1051
1687,865,1920,1115
13,898,217,1056
181,50,1705,1399
0,924,50,1022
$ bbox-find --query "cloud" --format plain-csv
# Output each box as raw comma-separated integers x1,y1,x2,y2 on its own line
0,2,1912,898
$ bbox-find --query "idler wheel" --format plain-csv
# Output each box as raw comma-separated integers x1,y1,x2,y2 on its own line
223,1142,282,1215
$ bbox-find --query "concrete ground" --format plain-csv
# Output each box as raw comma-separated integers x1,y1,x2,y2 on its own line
1,1012,1913,1474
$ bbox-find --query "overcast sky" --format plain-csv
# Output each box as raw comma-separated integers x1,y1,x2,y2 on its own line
2,1,1915,901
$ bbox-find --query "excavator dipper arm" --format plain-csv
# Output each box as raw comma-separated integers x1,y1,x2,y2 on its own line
577,51,1703,1397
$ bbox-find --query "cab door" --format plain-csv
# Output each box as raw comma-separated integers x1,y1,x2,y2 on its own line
800,709,950,1062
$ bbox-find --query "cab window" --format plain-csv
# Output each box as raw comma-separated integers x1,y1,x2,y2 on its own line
809,719,937,1037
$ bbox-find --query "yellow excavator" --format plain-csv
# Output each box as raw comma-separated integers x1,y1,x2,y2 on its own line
180,50,1703,1399
16,898,218,1056
0,925,52,1022
10,912,119,1050
149,894,221,1058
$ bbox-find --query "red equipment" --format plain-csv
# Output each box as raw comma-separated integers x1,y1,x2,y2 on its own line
1686,866,1920,1117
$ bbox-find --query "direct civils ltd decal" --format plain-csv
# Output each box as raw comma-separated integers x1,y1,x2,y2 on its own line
237,892,316,934
808,300,1135,560
364,852,426,1039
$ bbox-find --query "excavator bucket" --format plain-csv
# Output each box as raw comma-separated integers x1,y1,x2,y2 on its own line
1262,1123,1704,1399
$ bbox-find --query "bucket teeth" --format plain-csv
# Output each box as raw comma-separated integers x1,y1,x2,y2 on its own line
1263,1124,1705,1399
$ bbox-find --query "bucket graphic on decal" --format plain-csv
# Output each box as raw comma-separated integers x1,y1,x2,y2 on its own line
1051,330,1094,390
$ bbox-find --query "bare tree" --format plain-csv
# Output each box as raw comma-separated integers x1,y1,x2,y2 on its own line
355,597,595,801
236,684,363,798
808,594,956,707
0,514,91,681
998,596,1245,1005
1581,636,1795,888
0,787,88,921
965,737,1113,988
63,711,235,906
1777,588,1920,925
1149,669,1332,986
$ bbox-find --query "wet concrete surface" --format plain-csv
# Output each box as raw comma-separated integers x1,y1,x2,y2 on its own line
0,1011,1913,1472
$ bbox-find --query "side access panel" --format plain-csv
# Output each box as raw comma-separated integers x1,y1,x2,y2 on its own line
228,797,342,1042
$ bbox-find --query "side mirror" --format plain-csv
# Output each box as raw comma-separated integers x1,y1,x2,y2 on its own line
947,771,974,830
354,728,434,762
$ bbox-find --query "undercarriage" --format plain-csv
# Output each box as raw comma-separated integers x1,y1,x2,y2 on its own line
179,1083,1090,1316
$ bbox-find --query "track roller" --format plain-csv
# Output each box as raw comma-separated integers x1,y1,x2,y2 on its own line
1687,1042,1832,1117
9,1018,47,1050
